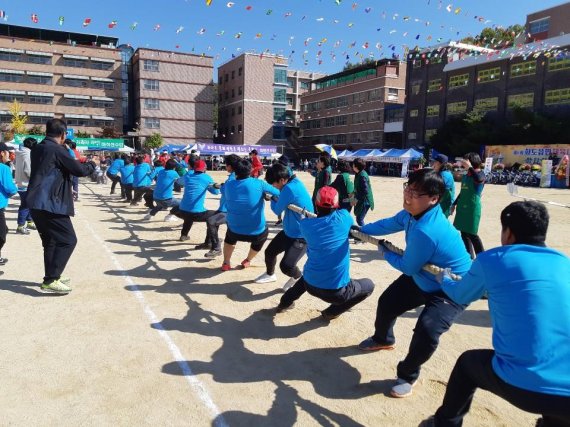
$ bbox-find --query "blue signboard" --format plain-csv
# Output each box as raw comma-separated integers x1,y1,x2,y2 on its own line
67,128,74,139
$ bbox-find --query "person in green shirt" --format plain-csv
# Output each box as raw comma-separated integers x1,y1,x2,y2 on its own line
331,159,354,213
311,155,332,210
352,158,374,226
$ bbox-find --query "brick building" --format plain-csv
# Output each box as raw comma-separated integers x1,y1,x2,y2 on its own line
298,60,407,153
403,3,570,148
131,48,214,146
0,24,123,135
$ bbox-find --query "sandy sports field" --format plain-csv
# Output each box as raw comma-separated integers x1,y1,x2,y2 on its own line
1,171,568,426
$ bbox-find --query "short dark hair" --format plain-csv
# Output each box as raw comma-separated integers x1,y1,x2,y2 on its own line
265,163,289,184
352,158,366,172
23,137,37,150
337,159,352,173
46,119,67,138
319,155,330,168
165,159,178,170
250,149,258,155
153,160,163,167
189,154,199,168
234,158,253,179
464,152,482,169
123,157,132,165
407,168,445,200
501,201,548,245
136,154,145,164
224,154,240,170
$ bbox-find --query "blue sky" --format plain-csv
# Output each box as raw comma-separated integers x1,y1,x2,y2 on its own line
0,0,564,74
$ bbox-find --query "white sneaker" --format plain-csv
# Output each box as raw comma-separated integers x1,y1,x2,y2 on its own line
282,276,297,291
143,214,152,221
164,214,178,222
390,378,416,398
254,273,277,284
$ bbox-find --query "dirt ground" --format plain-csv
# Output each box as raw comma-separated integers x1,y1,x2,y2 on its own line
1,171,568,427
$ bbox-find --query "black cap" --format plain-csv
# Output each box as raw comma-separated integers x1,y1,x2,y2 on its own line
433,154,448,164
0,142,15,152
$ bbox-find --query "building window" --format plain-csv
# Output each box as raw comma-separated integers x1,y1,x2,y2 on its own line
477,67,501,83
287,77,295,88
225,74,228,82
66,118,89,126
529,18,549,35
385,107,404,122
387,88,399,101
370,131,381,142
273,107,286,121
324,117,335,127
145,118,160,129
144,99,160,110
27,55,51,65
28,75,52,85
63,58,87,68
0,52,22,62
511,61,536,78
63,78,88,88
143,79,159,91
508,93,534,109
409,109,419,118
413,60,421,69
93,99,114,108
425,129,437,141
449,73,469,89
238,105,242,115
28,116,50,124
368,89,381,100
300,81,309,90
238,86,242,95
231,70,235,79
426,105,440,117
224,91,228,100
91,61,113,70
411,83,421,95
238,67,242,76
368,110,382,122
408,132,417,140
238,124,242,133
0,94,25,102
544,88,570,106
335,115,347,126
474,97,498,112
447,101,468,116
218,76,222,85
28,95,53,105
548,54,570,72
231,108,235,117
311,119,321,129
353,92,367,104
274,88,287,103
231,89,235,98
92,81,115,90
274,68,287,84
272,125,286,140
427,79,442,92
0,73,23,83
66,98,89,107
337,96,348,107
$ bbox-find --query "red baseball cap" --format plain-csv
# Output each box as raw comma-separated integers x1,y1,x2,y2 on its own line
316,186,339,208
193,160,207,172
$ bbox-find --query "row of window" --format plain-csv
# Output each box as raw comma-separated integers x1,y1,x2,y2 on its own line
0,114,115,127
0,93,115,107
309,130,382,145
219,86,243,102
301,110,383,129
219,124,243,136
219,105,243,118
410,87,570,118
0,73,115,89
218,66,243,84
302,88,397,112
0,52,115,69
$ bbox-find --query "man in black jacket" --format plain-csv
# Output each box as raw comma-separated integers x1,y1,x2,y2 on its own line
27,119,96,293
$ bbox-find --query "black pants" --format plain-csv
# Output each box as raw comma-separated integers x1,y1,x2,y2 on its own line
434,350,570,427
123,184,133,201
0,208,7,254
205,211,227,250
372,274,465,383
143,190,155,208
171,207,216,237
133,186,153,203
280,276,375,316
460,232,484,258
107,172,124,197
264,230,306,279
31,209,78,283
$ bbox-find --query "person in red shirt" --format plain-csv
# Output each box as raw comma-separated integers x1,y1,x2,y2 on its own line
249,149,263,178
158,150,169,167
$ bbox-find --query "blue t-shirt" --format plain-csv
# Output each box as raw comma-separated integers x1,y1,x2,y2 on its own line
224,177,279,235
270,176,314,239
119,164,135,185
179,172,219,213
442,245,570,397
361,206,472,293
150,166,164,181
133,163,152,188
0,163,18,209
441,170,455,201
218,172,235,213
108,158,124,175
301,209,352,290
153,169,179,200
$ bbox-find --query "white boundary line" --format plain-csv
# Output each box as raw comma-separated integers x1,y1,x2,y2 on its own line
81,215,228,427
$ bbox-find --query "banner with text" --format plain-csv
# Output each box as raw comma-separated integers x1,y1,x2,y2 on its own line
197,143,277,156
484,144,570,166
15,134,124,150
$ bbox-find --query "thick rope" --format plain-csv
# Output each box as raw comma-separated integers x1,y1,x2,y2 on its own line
286,203,461,281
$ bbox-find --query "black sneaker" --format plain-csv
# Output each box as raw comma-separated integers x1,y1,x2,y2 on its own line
179,235,190,242
204,249,222,258
195,242,210,250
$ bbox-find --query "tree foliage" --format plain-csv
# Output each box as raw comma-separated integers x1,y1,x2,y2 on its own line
342,58,376,71
75,130,91,138
97,126,121,139
27,125,44,135
9,100,27,136
461,24,525,47
144,133,164,149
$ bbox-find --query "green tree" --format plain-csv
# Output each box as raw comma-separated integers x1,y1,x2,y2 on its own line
342,58,376,71
144,133,164,150
27,125,44,135
461,24,525,47
75,130,91,138
97,126,121,139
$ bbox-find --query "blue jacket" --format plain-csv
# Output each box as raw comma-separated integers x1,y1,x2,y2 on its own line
0,163,17,209
153,169,179,200
218,172,235,213
270,176,314,239
301,209,352,289
26,138,95,216
179,172,219,213
442,244,570,396
133,163,152,188
108,158,124,175
119,164,135,185
224,177,279,235
361,206,471,293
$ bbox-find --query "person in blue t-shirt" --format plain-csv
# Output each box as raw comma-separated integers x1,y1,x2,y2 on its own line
276,186,374,320
254,163,314,291
198,154,240,259
143,159,181,221
422,201,570,427
107,154,125,197
432,153,455,217
131,154,153,206
143,160,164,209
171,159,219,241
0,143,18,268
221,158,280,272
118,157,135,202
357,168,471,399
